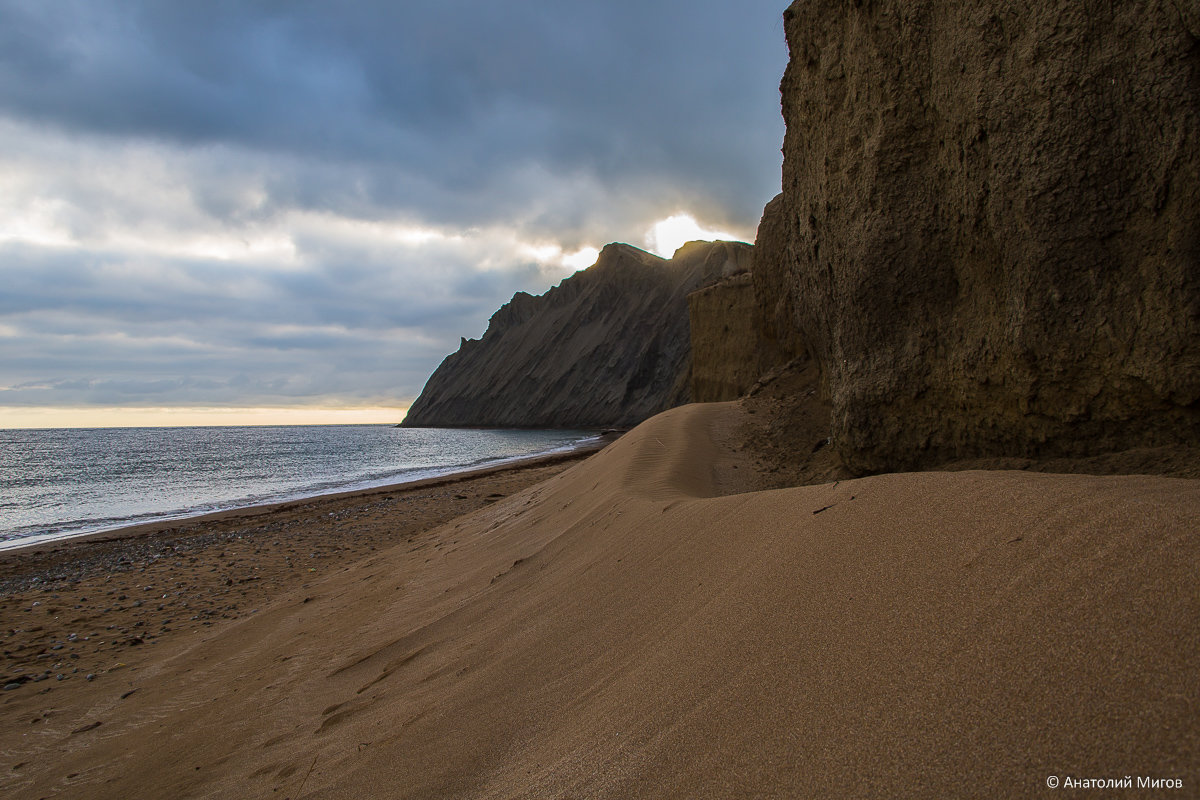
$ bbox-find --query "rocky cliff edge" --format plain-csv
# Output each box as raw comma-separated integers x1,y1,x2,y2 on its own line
402,240,751,428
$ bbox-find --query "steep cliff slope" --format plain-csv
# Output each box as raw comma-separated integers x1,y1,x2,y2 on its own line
687,272,762,402
403,240,751,428
754,0,1200,473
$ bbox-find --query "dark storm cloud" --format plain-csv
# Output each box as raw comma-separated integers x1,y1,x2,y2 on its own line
0,0,788,411
0,0,785,231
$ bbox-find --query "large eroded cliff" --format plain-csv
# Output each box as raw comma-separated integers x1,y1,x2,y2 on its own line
754,0,1200,473
403,240,751,428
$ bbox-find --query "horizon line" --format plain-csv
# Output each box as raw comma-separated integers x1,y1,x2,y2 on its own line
0,405,411,430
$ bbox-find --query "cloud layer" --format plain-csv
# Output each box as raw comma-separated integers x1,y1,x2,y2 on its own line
0,0,787,415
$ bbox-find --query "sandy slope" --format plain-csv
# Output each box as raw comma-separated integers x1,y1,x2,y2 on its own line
0,454,593,706
2,403,1196,798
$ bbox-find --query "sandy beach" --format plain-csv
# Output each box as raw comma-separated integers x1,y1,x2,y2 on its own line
0,448,599,722
0,401,1195,798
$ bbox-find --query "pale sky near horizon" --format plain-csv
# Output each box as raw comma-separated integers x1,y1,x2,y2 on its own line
0,0,788,428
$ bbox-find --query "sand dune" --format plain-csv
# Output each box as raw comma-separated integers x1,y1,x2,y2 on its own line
2,402,1196,798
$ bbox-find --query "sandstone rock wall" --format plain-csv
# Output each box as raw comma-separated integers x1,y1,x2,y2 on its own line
751,193,808,368
688,273,763,402
756,0,1200,473
403,240,751,428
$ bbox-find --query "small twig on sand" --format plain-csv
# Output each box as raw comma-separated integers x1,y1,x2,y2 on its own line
296,755,318,797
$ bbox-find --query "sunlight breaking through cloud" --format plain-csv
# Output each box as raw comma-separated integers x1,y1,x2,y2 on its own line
644,213,744,258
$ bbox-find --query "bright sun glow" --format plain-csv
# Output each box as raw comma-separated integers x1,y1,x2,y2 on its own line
644,213,739,258
0,406,409,430
562,246,600,270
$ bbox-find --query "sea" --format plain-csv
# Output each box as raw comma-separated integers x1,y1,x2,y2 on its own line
0,425,599,552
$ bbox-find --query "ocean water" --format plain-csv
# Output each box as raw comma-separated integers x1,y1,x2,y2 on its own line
0,425,598,551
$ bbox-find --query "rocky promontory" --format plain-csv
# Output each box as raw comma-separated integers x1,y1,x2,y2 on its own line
402,240,751,428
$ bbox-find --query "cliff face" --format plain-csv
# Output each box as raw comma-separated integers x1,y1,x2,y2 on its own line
756,0,1200,473
688,272,762,402
403,240,751,428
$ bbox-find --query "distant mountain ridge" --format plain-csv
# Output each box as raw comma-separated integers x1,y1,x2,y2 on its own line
401,240,751,428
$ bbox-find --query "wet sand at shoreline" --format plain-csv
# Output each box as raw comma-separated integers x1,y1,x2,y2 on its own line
0,449,597,700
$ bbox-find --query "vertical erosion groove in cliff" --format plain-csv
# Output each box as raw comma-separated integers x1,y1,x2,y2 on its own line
753,0,1200,473
402,241,753,428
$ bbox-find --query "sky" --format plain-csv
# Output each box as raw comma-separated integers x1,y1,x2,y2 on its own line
0,0,788,428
